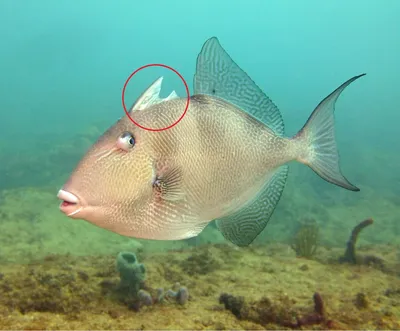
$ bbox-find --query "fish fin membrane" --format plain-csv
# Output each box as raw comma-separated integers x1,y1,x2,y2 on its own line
155,166,185,202
165,90,178,101
216,165,288,247
194,37,285,136
294,74,366,192
130,76,178,112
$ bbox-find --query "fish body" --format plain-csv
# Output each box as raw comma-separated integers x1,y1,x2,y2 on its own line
57,37,364,246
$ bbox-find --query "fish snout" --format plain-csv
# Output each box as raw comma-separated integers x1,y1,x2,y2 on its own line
57,189,82,217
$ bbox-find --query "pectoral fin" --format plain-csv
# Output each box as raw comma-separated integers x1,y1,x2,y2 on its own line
153,164,185,202
147,163,207,241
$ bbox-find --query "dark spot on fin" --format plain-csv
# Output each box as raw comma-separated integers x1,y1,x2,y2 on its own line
194,37,285,136
153,166,184,201
190,94,212,105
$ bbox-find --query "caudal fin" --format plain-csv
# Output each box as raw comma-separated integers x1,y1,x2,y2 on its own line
293,74,366,191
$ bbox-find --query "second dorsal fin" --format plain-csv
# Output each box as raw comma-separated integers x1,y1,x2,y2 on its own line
194,37,285,136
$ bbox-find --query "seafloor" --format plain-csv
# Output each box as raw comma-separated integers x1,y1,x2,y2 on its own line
0,128,399,330
0,242,399,330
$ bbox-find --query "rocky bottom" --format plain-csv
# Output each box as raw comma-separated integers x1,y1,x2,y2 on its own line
0,242,399,330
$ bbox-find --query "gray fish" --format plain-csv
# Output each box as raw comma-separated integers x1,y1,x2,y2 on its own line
57,37,364,246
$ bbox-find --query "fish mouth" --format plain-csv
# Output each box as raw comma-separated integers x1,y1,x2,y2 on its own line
57,189,83,217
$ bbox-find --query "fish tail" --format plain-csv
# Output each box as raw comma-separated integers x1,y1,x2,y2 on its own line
292,74,366,191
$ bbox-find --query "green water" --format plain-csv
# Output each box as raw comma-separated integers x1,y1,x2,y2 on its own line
1,0,399,263
1,1,399,329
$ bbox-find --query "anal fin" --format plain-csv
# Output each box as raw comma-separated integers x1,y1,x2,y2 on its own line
216,165,288,247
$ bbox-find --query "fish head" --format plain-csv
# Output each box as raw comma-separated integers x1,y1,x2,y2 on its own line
57,116,155,233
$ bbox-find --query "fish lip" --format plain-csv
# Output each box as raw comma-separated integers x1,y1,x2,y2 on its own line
57,189,78,204
57,189,84,217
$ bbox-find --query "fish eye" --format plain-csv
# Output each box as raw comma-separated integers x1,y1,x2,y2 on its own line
117,131,135,151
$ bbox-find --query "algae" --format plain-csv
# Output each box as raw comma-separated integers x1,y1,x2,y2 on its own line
0,244,399,330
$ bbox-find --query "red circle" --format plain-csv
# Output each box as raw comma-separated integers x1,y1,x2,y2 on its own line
121,64,190,132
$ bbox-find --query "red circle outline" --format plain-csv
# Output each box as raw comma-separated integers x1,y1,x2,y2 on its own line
121,64,190,132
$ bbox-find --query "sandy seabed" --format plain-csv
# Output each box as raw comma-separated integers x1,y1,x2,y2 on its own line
0,242,399,330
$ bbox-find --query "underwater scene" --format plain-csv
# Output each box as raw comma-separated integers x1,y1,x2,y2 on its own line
1,0,399,329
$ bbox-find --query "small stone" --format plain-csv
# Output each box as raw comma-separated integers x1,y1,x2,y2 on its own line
354,292,368,309
299,264,309,271
108,309,120,319
214,322,226,330
77,270,89,281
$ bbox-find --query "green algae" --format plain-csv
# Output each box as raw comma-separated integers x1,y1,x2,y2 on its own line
290,220,319,259
0,244,399,330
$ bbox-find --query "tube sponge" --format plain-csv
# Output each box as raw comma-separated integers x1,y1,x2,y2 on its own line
116,252,146,295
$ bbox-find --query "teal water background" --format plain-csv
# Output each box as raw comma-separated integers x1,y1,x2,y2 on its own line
0,0,399,262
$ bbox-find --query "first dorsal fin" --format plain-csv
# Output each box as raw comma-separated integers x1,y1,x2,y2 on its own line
165,90,178,101
130,77,178,113
194,37,285,136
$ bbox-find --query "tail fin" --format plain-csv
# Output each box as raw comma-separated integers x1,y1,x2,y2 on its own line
293,74,366,191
